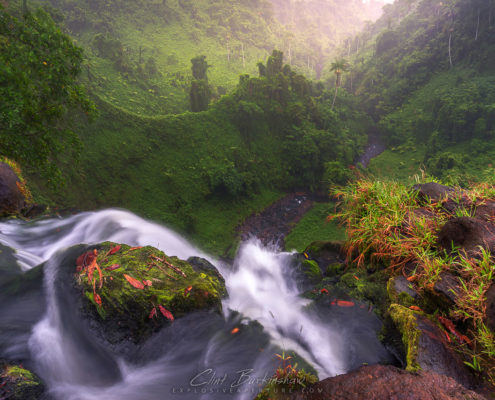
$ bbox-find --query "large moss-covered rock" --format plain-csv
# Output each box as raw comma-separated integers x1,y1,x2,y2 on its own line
74,242,227,344
0,162,26,216
389,304,477,388
0,362,45,400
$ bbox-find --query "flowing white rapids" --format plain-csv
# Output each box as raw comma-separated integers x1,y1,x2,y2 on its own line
0,209,371,399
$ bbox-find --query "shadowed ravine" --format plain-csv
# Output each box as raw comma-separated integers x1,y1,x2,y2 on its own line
0,210,393,399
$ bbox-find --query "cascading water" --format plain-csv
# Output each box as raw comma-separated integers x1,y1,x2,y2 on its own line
0,209,393,399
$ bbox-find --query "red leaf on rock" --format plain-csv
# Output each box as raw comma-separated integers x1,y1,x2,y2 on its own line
143,279,153,287
158,305,174,321
108,245,121,255
336,300,355,308
231,328,240,335
409,306,423,312
94,293,102,307
105,264,121,271
184,286,193,296
129,246,143,251
320,288,329,294
149,307,157,319
124,274,145,289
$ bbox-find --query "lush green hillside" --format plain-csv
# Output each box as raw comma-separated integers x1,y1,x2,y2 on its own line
339,0,495,183
25,49,369,255
19,0,385,115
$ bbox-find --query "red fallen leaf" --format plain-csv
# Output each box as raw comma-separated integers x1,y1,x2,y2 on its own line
336,300,355,308
108,245,121,255
438,316,466,343
353,275,360,281
320,288,329,294
143,279,153,287
129,246,143,251
149,307,157,319
94,293,102,307
443,330,452,343
105,264,121,271
231,327,240,334
406,276,416,282
330,300,336,306
124,274,145,289
158,305,174,321
76,251,97,268
409,306,423,312
184,286,193,296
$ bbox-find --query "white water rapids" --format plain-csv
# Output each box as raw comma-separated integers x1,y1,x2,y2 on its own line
0,209,391,399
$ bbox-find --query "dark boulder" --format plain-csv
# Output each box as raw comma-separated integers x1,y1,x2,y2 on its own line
474,201,495,222
0,163,26,216
413,182,455,203
412,182,470,214
288,365,486,400
303,240,345,271
433,272,461,305
389,304,478,389
0,361,46,400
72,243,227,346
437,217,495,256
485,284,495,333
187,256,225,285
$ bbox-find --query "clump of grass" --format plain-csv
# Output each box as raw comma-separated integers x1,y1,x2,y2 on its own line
334,176,495,385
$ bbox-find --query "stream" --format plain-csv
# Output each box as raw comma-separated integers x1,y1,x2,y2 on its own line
0,210,394,399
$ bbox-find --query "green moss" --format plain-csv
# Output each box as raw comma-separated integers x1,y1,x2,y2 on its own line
76,242,226,341
389,303,422,372
3,365,44,400
301,259,322,282
387,277,416,308
325,263,345,277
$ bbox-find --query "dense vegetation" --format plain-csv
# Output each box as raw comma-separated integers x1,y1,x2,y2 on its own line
22,0,384,116
0,6,94,184
343,0,495,183
335,177,495,384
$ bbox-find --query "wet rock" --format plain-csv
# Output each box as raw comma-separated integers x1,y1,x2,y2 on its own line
485,284,495,333
0,244,22,280
413,182,455,203
74,243,227,345
437,217,495,256
0,163,26,216
389,304,477,388
0,361,46,400
288,365,486,400
412,182,471,214
433,272,461,304
187,256,225,285
303,240,345,271
387,276,419,307
474,201,495,222
293,258,322,286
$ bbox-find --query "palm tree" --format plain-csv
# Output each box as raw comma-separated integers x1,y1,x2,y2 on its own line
330,58,349,110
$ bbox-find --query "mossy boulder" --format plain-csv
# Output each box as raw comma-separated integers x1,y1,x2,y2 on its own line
389,304,477,388
0,162,27,216
0,362,45,400
387,276,418,308
303,240,345,270
74,242,227,344
389,304,422,372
